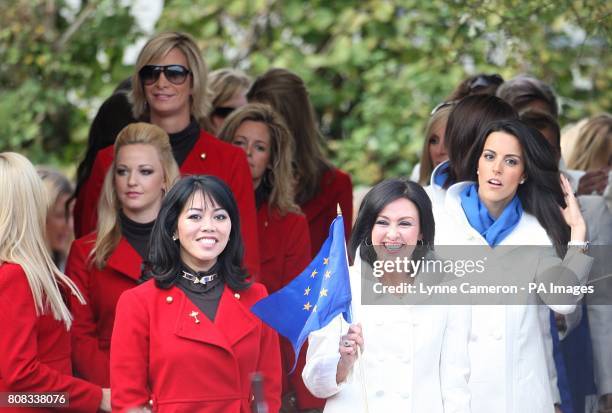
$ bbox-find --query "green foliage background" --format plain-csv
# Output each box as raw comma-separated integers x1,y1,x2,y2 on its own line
1,0,610,184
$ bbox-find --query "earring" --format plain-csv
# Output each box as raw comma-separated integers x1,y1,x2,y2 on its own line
476,169,479,175
520,179,525,184
172,234,178,241
364,238,373,246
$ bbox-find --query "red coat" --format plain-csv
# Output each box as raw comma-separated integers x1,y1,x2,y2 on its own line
301,168,353,257
110,280,281,413
256,203,323,408
0,262,102,412
73,130,260,278
257,202,311,294
65,233,142,387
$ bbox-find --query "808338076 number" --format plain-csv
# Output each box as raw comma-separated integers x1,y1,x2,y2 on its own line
0,392,68,407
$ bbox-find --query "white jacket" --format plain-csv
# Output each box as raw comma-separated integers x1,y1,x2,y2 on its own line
433,181,593,413
302,253,472,413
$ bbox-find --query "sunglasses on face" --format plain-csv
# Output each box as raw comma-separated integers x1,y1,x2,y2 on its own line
139,65,191,86
211,106,236,118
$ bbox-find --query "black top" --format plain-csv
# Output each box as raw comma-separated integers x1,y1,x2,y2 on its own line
176,263,224,321
119,211,155,260
170,119,200,166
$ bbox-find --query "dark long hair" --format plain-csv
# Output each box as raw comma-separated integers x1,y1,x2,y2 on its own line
147,175,250,290
464,119,569,256
445,94,518,188
74,78,134,199
349,179,435,266
247,68,332,204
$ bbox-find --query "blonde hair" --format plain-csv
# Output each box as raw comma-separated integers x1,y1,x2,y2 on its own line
0,152,84,329
566,114,612,171
418,103,453,185
208,68,251,109
217,103,300,215
130,32,212,130
93,123,180,268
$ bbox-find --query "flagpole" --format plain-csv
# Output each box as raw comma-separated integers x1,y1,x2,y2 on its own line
337,204,370,413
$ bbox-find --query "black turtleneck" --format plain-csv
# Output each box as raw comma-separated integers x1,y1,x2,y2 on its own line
119,211,155,259
255,175,272,210
169,119,200,166
176,262,224,321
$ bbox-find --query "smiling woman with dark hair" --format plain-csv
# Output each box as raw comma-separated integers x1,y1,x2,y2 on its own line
304,178,471,412
110,175,281,413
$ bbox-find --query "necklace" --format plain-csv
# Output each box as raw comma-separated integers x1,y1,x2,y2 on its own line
181,270,217,285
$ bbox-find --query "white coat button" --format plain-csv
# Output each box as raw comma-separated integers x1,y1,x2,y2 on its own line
378,355,385,362
200,152,207,160
401,391,411,399
166,296,173,303
375,390,385,397
493,331,503,340
375,320,384,326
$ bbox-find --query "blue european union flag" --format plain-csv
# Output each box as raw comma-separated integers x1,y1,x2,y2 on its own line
251,215,352,371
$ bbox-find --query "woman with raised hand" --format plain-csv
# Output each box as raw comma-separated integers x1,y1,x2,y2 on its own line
218,103,313,409
248,68,353,262
303,179,471,412
435,119,593,413
74,31,260,278
110,175,281,412
0,152,110,412
66,122,179,387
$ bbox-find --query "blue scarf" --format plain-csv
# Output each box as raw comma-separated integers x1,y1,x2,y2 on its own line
460,183,523,246
433,160,451,187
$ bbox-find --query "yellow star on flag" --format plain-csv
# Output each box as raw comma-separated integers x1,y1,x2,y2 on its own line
320,288,328,297
303,301,312,311
323,257,329,265
324,270,331,279
311,270,318,278
304,286,311,296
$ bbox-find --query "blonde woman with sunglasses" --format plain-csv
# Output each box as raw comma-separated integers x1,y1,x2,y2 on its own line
73,32,261,279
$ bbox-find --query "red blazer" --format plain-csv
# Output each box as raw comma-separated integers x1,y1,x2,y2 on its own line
257,202,311,293
301,168,353,256
0,262,102,412
110,280,281,413
257,203,323,408
65,234,142,387
73,130,260,278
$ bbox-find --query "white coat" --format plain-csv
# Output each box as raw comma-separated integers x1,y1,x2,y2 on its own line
433,181,593,413
302,253,471,413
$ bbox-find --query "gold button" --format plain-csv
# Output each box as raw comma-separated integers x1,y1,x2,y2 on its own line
166,296,173,303
149,399,153,406
234,293,241,299
200,152,206,160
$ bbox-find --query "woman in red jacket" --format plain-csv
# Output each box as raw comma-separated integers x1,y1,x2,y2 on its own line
0,152,109,412
247,68,353,261
66,122,179,387
218,103,313,409
110,175,281,412
73,31,260,278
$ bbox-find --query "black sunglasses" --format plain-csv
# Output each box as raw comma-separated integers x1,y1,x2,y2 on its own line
139,65,191,86
468,74,503,91
211,106,236,118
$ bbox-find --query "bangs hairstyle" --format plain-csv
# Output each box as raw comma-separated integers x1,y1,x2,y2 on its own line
567,113,612,171
349,178,435,267
446,94,518,187
93,122,180,268
208,68,251,111
130,31,212,129
0,152,85,328
148,175,250,291
465,119,569,256
247,68,332,204
418,103,454,185
217,103,299,215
